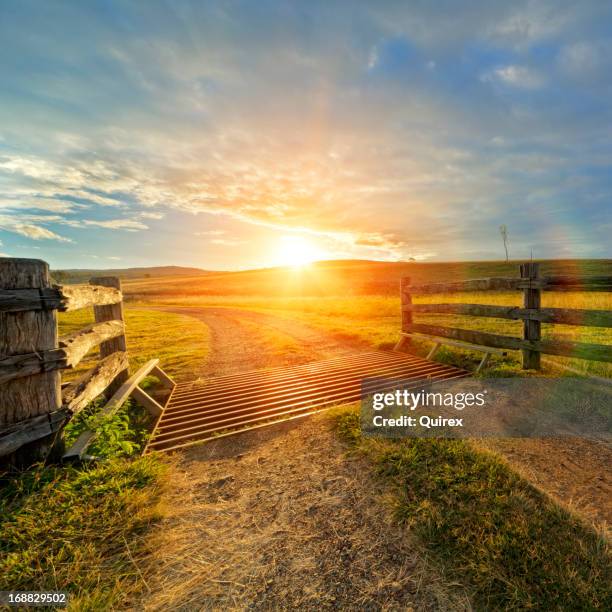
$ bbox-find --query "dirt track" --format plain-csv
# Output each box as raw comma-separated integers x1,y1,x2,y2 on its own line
153,306,366,378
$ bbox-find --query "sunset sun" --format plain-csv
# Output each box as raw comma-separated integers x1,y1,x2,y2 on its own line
277,235,322,268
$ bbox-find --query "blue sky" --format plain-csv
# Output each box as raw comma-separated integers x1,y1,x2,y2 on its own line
0,0,610,270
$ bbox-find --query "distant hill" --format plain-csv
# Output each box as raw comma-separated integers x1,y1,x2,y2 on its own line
51,265,211,284
118,258,612,298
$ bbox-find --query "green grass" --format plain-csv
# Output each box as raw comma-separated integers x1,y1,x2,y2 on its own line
0,456,170,611
332,407,611,611
58,307,210,382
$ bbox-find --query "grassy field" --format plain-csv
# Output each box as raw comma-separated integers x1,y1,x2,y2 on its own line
12,258,606,610
121,258,611,299
58,307,210,383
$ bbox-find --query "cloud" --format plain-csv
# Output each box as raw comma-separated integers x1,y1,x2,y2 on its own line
482,65,544,89
0,197,83,213
0,1,609,262
211,238,245,246
195,230,225,236
557,41,612,85
82,219,148,231
0,215,72,242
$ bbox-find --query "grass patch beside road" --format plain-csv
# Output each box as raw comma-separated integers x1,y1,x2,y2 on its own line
0,456,170,611
332,407,611,611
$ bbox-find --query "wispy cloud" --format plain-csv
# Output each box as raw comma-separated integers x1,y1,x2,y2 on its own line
0,215,73,242
82,219,148,231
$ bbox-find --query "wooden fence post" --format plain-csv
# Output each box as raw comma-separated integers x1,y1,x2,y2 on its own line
0,258,62,466
520,262,541,370
400,277,412,347
90,277,129,395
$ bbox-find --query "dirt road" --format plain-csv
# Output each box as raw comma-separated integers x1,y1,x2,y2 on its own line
153,306,367,378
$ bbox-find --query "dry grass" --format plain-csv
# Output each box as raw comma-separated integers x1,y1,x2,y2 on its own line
333,407,612,611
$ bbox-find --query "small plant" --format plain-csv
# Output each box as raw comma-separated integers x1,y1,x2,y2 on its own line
64,398,152,458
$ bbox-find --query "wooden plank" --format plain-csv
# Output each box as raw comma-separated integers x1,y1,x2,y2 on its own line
403,275,612,294
0,287,63,313
545,275,612,292
132,386,163,417
62,351,129,413
403,277,545,294
521,262,541,369
90,277,128,395
58,283,122,312
59,320,125,368
400,331,507,355
403,303,612,327
0,348,67,385
0,409,70,457
404,323,612,362
63,359,159,460
151,365,176,389
0,258,62,467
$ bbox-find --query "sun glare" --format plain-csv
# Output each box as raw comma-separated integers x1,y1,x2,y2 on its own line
277,235,322,268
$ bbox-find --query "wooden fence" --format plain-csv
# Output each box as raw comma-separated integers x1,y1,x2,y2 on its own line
399,263,612,370
0,257,173,467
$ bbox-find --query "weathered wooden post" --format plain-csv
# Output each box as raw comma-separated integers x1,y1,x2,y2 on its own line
520,262,541,370
397,276,412,349
0,258,62,465
90,276,128,395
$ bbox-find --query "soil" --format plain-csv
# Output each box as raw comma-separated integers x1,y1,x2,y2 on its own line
135,305,610,610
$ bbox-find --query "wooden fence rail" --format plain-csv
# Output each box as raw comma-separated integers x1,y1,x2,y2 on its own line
0,257,173,468
399,263,612,370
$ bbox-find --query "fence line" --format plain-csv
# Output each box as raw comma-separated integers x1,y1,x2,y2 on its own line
399,263,612,369
0,257,173,467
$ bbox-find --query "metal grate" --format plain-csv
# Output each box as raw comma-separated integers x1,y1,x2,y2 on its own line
144,351,469,453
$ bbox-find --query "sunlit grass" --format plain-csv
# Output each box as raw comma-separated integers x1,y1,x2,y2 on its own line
0,456,171,611
58,307,210,383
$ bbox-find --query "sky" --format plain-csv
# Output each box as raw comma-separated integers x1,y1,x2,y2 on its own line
0,0,611,270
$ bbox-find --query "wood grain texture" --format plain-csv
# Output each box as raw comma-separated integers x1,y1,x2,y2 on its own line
521,262,541,370
0,348,67,385
59,283,122,311
59,319,125,367
64,358,159,460
402,303,612,327
90,277,128,395
62,351,129,413
0,409,70,457
0,258,61,426
403,322,612,362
